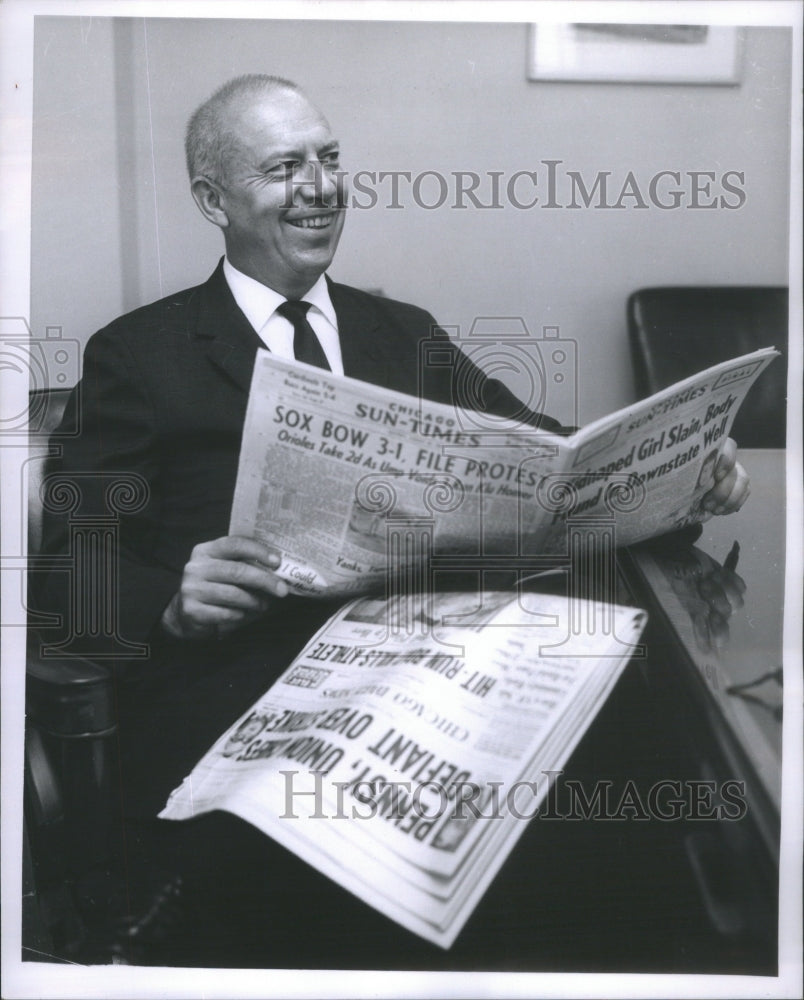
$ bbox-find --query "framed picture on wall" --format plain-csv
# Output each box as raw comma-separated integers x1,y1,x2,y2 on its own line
528,23,744,85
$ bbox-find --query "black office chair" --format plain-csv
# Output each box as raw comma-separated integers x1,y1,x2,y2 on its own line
23,387,119,960
627,286,788,448
24,388,194,964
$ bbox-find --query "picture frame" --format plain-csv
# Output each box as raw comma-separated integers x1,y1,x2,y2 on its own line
528,23,744,85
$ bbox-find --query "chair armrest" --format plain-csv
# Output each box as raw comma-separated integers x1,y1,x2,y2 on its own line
26,646,115,738
25,640,118,879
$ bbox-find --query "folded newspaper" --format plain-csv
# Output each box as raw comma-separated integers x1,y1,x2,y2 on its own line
228,346,778,599
161,587,648,947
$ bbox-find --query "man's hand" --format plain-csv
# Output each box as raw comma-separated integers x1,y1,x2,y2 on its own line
701,438,750,516
160,536,288,640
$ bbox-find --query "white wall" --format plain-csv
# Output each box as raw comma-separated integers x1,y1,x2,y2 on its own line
31,17,792,425
31,17,123,354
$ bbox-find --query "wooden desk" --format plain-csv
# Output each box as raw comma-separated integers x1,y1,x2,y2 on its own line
622,448,784,857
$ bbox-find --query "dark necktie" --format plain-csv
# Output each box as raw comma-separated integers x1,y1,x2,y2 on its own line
276,299,331,371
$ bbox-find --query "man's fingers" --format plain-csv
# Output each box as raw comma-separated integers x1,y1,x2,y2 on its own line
703,461,750,514
189,559,288,598
714,438,737,482
180,599,249,628
162,594,252,640
197,535,282,569
186,535,289,598
716,464,750,513
703,466,736,509
163,535,291,639
185,582,271,613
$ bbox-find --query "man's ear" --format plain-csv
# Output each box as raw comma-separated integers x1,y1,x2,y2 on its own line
191,176,229,228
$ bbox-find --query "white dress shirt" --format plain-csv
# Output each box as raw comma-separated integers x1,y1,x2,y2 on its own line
222,257,344,375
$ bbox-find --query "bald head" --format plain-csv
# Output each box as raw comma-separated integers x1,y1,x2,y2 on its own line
185,74,307,185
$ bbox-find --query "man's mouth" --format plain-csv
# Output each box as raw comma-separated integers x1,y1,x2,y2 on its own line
286,213,336,230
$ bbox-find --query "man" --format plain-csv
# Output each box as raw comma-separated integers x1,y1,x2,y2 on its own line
37,75,750,963
40,74,584,808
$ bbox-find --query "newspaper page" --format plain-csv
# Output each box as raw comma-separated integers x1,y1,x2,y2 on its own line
228,353,571,598
229,348,778,598
161,588,647,946
531,346,781,553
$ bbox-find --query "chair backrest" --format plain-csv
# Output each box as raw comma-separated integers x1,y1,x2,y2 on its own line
27,387,74,554
627,286,788,449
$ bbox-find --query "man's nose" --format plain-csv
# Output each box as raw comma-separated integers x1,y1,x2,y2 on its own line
293,160,338,203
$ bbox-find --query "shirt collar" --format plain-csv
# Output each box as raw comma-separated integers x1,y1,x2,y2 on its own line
223,258,337,333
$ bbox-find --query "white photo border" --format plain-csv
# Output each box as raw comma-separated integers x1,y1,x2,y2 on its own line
2,2,802,1000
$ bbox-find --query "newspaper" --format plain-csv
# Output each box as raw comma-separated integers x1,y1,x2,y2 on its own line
161,588,648,947
229,347,778,598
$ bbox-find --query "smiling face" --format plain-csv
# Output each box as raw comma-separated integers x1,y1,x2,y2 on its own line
199,87,346,297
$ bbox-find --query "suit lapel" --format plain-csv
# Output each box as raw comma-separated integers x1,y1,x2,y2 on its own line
195,260,265,394
328,278,387,384
331,280,435,398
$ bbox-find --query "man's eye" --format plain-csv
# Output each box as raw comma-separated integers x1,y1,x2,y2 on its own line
265,161,298,178
321,152,341,168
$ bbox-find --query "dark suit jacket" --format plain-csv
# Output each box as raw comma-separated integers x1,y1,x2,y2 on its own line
39,260,563,814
